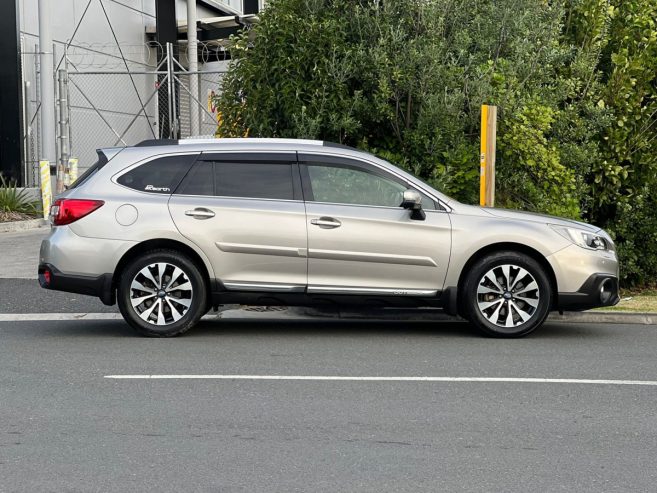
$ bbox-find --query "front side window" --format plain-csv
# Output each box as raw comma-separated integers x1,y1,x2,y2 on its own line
117,154,197,194
306,164,408,208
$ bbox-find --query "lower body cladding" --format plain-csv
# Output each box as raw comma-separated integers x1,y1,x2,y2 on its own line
38,263,115,305
37,265,619,314
557,274,620,311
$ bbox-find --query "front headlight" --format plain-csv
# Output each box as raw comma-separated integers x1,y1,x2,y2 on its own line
550,225,611,251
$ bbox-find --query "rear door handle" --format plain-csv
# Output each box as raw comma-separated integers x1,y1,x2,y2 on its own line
311,217,342,229
185,208,215,219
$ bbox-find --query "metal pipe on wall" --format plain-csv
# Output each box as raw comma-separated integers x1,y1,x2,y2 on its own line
38,0,56,170
187,0,200,137
57,69,69,193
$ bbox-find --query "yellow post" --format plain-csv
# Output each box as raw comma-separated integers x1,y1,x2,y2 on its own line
68,158,79,187
479,105,497,207
39,160,51,220
479,105,488,206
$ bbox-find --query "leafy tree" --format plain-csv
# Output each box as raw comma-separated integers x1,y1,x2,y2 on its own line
217,0,657,286
219,0,597,216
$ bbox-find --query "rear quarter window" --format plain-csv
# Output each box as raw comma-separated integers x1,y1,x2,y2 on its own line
117,154,197,194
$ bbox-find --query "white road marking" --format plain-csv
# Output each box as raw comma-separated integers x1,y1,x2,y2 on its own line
103,375,657,386
0,313,124,321
0,313,224,322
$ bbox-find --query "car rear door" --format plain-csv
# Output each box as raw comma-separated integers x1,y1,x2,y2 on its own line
168,151,308,292
299,152,451,296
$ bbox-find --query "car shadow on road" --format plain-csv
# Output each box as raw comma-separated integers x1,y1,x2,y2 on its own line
16,317,620,341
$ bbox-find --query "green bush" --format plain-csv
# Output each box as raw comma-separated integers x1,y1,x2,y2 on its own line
217,0,657,287
0,174,40,216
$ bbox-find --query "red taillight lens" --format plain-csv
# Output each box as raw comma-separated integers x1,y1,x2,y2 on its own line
51,199,104,226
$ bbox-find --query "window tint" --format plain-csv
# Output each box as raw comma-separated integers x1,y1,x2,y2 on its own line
117,154,196,194
176,162,213,196
307,165,407,207
213,162,294,200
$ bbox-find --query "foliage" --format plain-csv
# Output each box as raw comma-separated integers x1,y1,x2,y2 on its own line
563,0,657,285
217,0,657,286
0,174,40,216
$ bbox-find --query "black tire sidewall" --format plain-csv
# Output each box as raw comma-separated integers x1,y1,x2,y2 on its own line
463,252,551,337
117,250,207,337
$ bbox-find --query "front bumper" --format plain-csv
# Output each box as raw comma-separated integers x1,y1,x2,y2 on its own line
38,263,115,305
557,273,620,311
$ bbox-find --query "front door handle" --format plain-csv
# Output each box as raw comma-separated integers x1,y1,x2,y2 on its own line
185,208,215,219
311,217,342,229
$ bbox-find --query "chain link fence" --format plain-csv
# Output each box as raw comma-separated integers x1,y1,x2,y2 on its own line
67,71,160,167
177,71,226,138
21,41,227,181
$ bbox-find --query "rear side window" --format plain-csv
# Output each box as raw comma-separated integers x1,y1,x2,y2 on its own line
175,161,295,200
117,154,197,194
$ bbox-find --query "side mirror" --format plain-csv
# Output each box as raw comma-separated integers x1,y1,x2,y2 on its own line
401,189,426,221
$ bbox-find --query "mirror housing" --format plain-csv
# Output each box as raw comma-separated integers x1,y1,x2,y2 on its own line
401,189,426,220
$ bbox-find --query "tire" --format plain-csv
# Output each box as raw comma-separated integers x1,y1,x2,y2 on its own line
117,249,207,337
461,251,551,338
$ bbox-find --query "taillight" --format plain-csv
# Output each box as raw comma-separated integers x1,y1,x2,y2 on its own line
50,199,104,226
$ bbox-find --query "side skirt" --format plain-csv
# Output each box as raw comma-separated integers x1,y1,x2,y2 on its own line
211,287,458,313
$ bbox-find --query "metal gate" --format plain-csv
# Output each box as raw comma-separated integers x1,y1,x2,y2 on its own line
63,42,226,170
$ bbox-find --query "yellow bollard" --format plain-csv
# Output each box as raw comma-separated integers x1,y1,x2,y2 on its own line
479,105,497,207
68,158,78,186
39,160,52,219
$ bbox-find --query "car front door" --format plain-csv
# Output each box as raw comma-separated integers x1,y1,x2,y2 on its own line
299,153,452,296
168,152,308,292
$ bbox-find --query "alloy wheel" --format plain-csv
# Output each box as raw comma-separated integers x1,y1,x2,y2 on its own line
476,264,540,328
129,262,193,326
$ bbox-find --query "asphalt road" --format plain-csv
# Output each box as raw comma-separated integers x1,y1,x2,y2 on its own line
1,315,657,492
2,228,657,491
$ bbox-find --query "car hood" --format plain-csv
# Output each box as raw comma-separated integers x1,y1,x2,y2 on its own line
481,207,600,232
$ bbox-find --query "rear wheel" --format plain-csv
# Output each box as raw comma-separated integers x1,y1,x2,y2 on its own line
462,251,551,337
117,249,207,337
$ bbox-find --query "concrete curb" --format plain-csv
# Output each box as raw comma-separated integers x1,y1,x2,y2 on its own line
0,218,48,234
548,311,657,325
217,306,657,325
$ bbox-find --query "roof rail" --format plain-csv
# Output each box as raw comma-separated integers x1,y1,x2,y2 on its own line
177,137,325,146
134,139,179,147
134,137,328,147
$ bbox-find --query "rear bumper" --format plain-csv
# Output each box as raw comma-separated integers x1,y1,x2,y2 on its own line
556,273,620,311
38,263,115,306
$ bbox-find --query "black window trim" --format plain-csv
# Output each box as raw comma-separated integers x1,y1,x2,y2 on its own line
298,152,439,211
174,151,303,202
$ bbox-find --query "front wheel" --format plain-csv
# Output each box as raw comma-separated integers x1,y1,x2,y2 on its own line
462,251,552,337
117,249,207,337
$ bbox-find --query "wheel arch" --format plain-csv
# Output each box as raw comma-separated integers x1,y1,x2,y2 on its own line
454,242,558,315
111,238,214,304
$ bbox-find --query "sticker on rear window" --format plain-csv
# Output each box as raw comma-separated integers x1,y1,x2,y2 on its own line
145,185,171,192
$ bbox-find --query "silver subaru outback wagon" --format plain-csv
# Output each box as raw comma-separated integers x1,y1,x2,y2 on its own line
38,138,619,337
